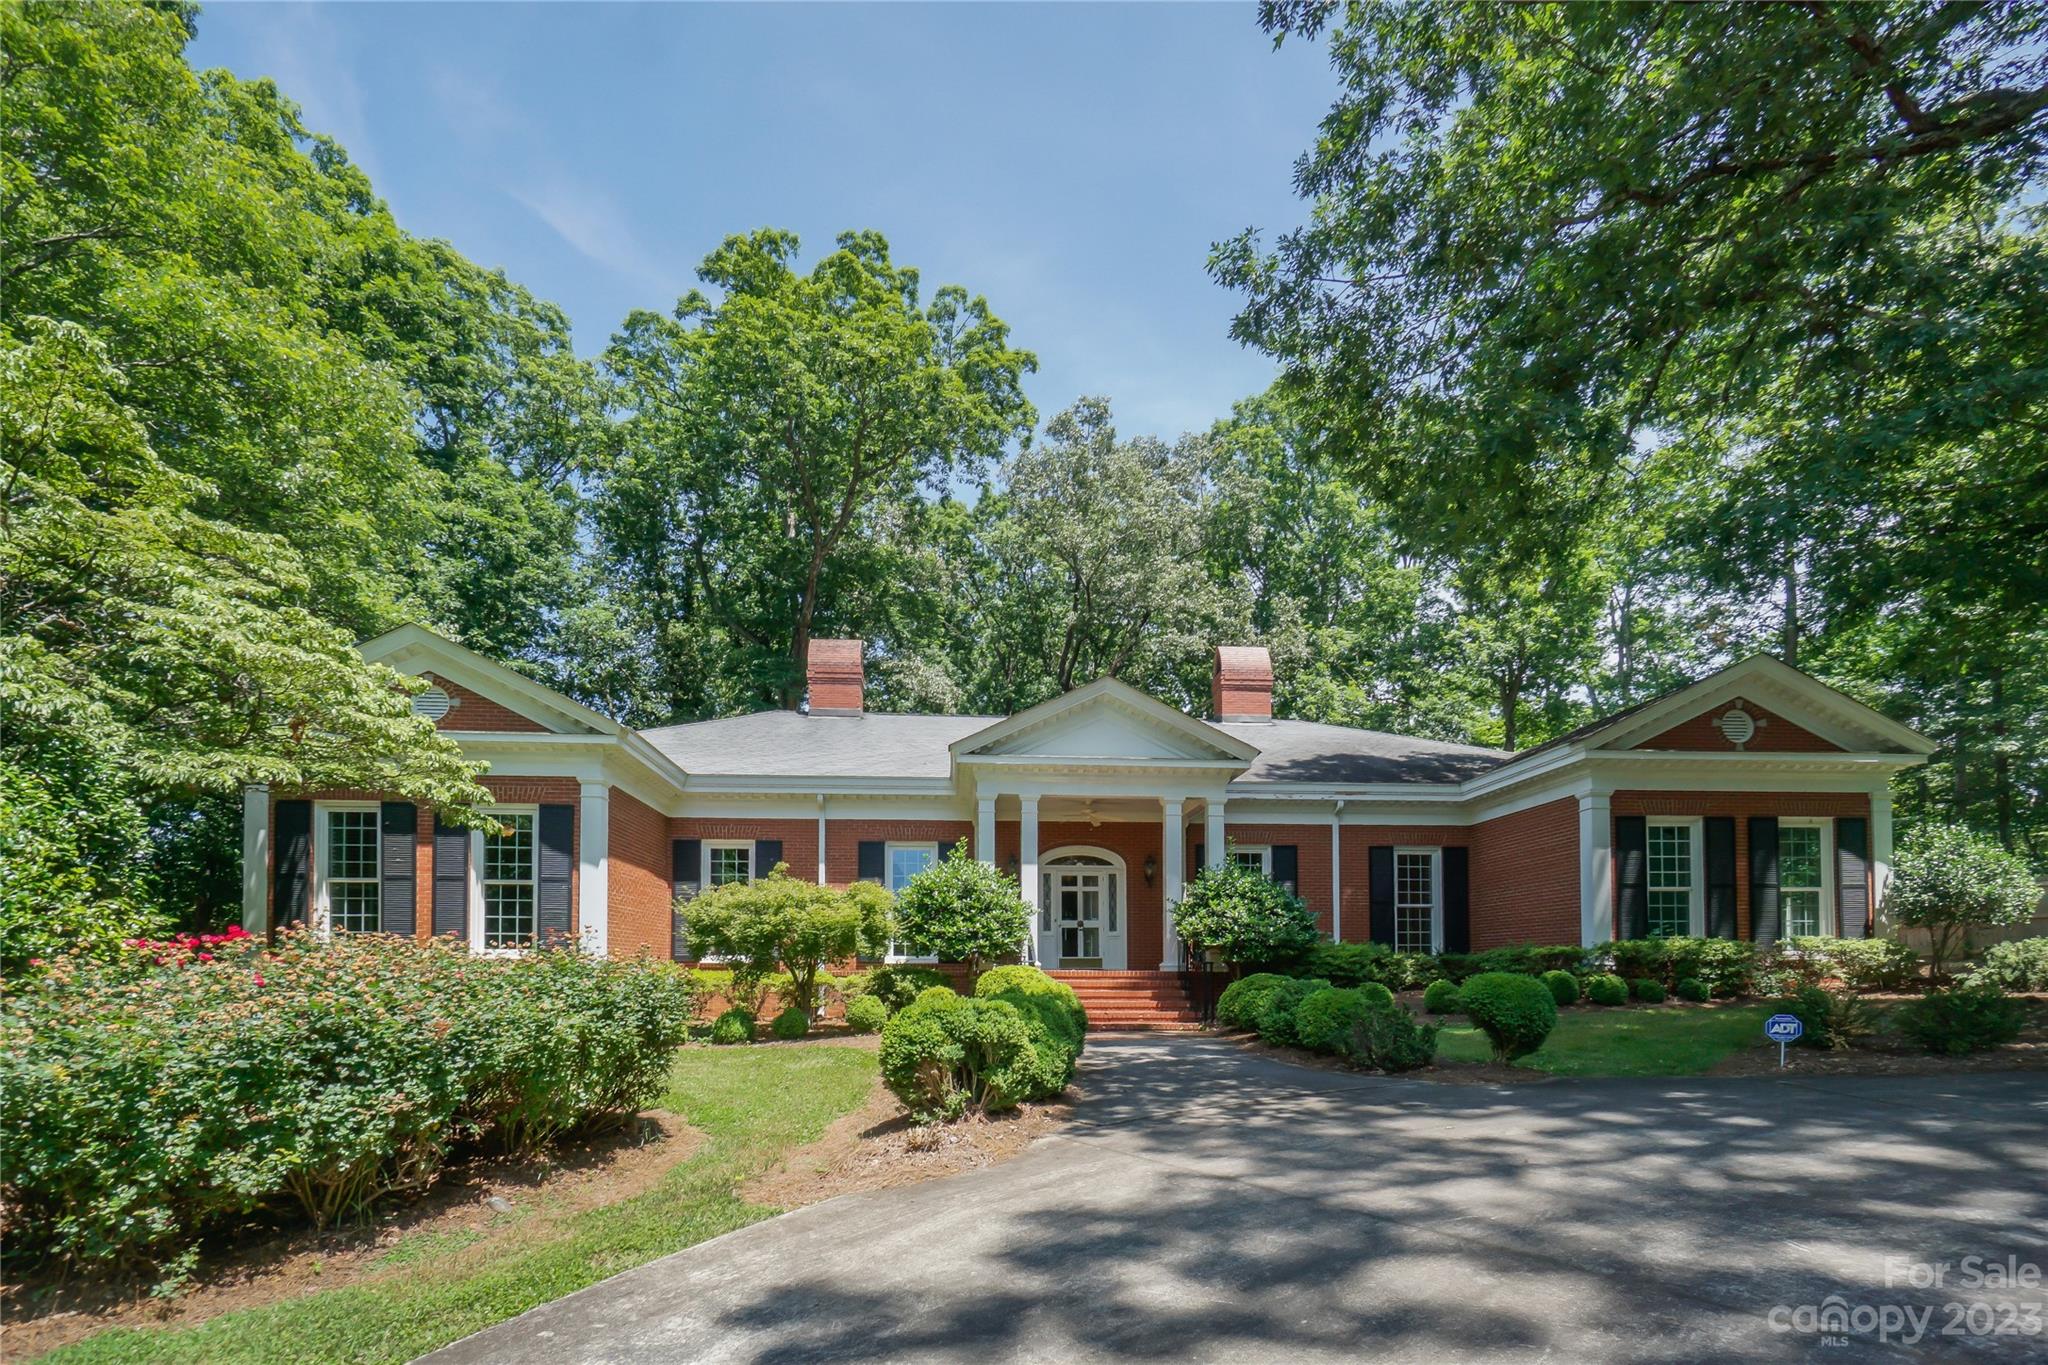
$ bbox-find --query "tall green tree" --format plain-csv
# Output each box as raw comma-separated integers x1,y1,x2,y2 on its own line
598,230,1036,715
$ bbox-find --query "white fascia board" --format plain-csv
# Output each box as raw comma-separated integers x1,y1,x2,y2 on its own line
676,774,958,798
1225,781,1467,803
1456,743,1588,801
442,733,687,813
1592,658,1932,756
1583,750,1924,790
674,794,972,822
959,754,1249,773
365,625,617,738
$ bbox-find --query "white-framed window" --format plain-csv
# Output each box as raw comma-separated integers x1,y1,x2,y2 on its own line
477,809,537,950
1645,820,1704,938
1230,846,1271,876
1393,847,1441,954
1779,819,1833,938
704,840,755,889
317,803,381,935
885,841,940,962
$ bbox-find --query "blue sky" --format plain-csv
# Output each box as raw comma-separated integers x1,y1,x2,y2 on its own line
188,3,1338,442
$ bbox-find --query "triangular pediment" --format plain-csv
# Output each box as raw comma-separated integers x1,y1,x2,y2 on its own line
357,624,612,736
1591,657,1932,756
953,678,1259,766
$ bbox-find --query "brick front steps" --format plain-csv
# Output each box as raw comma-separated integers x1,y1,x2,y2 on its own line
1047,969,1203,1032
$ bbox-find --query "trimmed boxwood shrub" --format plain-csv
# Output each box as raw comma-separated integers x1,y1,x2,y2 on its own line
1893,985,2023,1055
1540,970,1580,1006
1293,985,1394,1054
1345,1002,1439,1072
1967,937,2048,992
1457,972,1558,1062
1,933,694,1272
857,963,952,1014
975,965,1087,1097
1256,977,1334,1048
710,1006,756,1045
844,994,888,1034
1422,978,1461,1014
1584,973,1629,1006
1783,936,1922,992
770,1005,810,1040
1630,977,1667,1004
878,990,1030,1122
1216,972,1293,1031
975,965,1088,1040
1675,977,1712,1003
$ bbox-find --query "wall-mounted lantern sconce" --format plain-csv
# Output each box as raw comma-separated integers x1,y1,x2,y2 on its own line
1006,854,1020,876
1143,853,1158,887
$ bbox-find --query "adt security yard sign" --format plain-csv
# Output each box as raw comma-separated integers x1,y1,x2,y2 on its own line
1765,1012,1804,1068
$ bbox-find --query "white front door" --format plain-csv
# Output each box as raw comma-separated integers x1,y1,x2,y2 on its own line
1038,856,1126,969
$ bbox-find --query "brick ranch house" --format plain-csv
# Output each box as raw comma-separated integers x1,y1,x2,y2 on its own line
243,626,1932,1019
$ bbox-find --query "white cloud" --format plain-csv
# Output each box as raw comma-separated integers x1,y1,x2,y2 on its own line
508,175,677,297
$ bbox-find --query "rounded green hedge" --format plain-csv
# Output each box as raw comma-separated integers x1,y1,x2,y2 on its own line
1421,978,1461,1014
1584,973,1629,1006
1216,972,1293,1031
1630,977,1667,1004
770,1005,810,1040
1293,986,1391,1055
1256,977,1334,1048
1457,971,1558,1063
880,976,1082,1123
710,1006,756,1044
1674,977,1711,1003
845,994,888,1034
1540,970,1580,1006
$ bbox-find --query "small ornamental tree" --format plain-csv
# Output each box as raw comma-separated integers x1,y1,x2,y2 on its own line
684,866,890,1015
1886,826,2040,978
1171,854,1320,966
893,841,1029,976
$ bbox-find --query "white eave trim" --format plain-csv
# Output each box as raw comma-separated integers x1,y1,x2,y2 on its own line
676,774,958,796
959,754,1250,773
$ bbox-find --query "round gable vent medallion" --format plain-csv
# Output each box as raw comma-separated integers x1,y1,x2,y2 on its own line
1712,706,1756,749
412,686,455,722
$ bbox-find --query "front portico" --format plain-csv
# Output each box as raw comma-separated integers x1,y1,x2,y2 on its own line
952,677,1257,969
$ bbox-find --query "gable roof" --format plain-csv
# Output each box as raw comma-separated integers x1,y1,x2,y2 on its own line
641,711,994,780
360,624,617,737
1218,720,1508,786
951,677,1261,766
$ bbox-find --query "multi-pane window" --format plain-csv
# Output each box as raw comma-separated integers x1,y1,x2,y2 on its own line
1646,824,1695,938
325,808,380,933
1780,825,1826,937
481,813,536,948
707,843,752,888
885,843,938,960
1231,848,1269,875
1394,850,1437,954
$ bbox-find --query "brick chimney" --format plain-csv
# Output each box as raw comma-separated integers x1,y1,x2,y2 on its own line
806,638,865,716
1211,645,1273,722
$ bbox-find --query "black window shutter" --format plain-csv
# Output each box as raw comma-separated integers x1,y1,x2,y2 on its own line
1270,844,1298,893
1191,844,1205,874
1441,847,1471,953
754,839,783,879
1837,817,1870,939
1749,816,1782,946
671,838,701,961
1368,846,1395,946
432,814,469,938
379,802,417,937
1704,817,1738,939
857,840,885,883
537,804,574,944
274,799,311,930
1615,815,1648,940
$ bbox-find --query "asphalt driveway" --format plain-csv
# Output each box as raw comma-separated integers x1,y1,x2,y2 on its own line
424,1036,2047,1364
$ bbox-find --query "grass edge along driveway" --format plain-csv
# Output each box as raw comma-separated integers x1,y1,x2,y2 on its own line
1435,1004,1772,1076
43,1044,879,1365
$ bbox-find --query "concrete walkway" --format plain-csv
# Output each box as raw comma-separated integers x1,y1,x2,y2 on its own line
424,1036,2047,1363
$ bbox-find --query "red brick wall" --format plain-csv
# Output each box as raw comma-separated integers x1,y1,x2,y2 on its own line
422,673,549,734
832,819,975,886
1336,824,1472,944
1610,790,1870,940
1635,700,1841,753
610,787,672,959
1469,798,1580,948
673,817,822,883
1227,823,1334,936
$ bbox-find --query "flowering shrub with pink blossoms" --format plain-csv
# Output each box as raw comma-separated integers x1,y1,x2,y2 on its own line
0,931,693,1273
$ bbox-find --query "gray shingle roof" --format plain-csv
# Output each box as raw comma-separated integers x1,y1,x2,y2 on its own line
637,709,1508,786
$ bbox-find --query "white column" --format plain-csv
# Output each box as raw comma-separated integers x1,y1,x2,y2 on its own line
1871,791,1895,933
1205,799,1227,869
977,796,998,866
241,785,269,935
816,796,829,884
579,782,610,958
1160,799,1185,970
1018,796,1040,966
1330,800,1345,943
1578,792,1613,947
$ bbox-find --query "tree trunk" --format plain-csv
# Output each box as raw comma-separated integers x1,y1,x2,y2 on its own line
1781,561,1800,668
1991,665,2013,850
1500,675,1521,752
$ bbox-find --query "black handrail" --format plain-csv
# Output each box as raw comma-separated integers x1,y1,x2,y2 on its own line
1177,938,1224,1025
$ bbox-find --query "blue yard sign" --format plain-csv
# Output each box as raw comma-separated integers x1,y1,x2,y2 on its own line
1765,1012,1804,1068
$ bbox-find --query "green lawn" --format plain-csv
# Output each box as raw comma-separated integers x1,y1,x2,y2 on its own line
1434,1003,1772,1076
45,1043,879,1365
